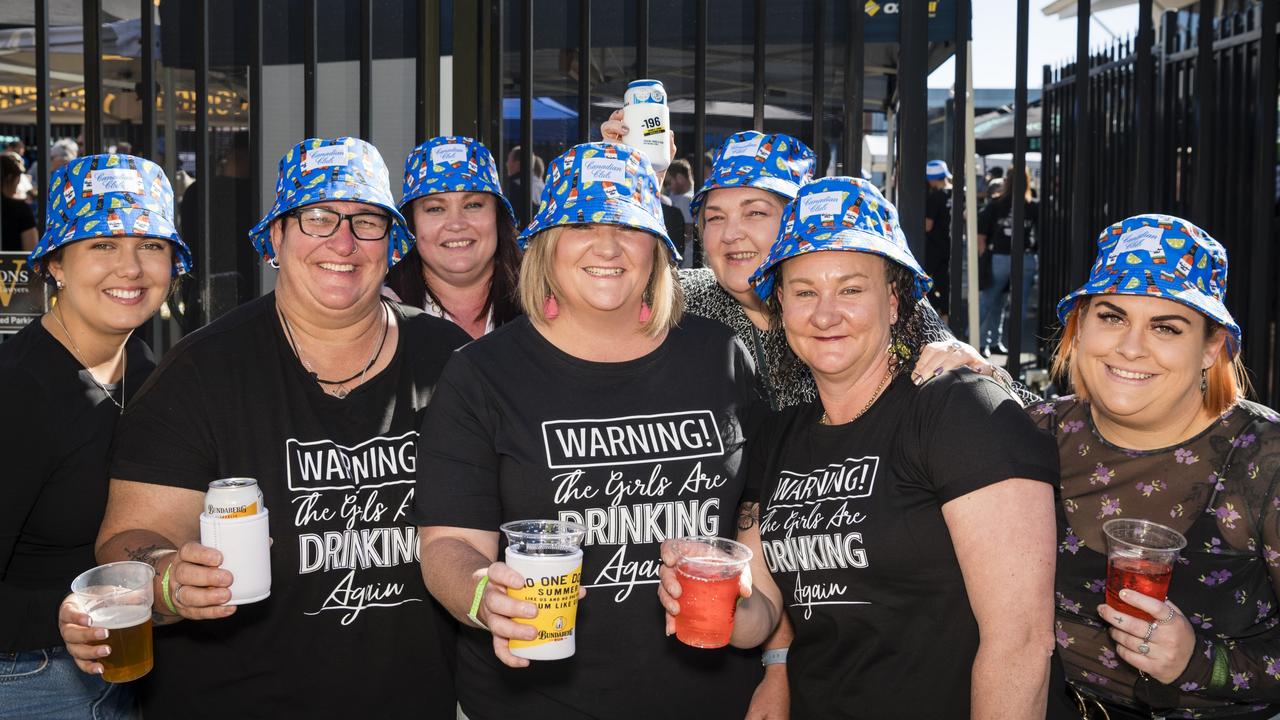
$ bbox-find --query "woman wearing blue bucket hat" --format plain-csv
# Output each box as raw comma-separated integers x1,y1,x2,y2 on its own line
2,153,191,719
414,141,765,719
75,138,469,718
1025,215,1280,719
385,136,522,337
657,177,1062,718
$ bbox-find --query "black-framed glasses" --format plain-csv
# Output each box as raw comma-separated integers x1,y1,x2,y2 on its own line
288,207,391,241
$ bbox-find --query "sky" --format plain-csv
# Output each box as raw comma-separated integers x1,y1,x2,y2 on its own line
928,0,1143,89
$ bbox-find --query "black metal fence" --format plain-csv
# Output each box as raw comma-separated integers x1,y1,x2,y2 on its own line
1040,0,1279,406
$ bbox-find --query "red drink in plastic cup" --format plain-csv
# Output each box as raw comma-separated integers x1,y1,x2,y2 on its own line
1102,518,1186,622
670,537,753,649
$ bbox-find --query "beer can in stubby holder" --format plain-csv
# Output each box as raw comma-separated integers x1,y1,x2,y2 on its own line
205,478,265,518
621,79,671,172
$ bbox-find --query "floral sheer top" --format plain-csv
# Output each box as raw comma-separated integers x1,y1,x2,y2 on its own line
1031,396,1280,717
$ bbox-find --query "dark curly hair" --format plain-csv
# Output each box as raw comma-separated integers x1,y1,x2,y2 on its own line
763,254,951,376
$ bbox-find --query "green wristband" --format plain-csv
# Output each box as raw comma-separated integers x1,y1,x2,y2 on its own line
160,561,179,616
467,575,490,629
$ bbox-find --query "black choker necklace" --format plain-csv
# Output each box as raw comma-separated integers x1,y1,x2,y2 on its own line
279,301,390,391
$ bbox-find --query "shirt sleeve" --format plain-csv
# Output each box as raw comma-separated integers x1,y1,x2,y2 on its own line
1172,417,1280,703
0,367,64,643
410,352,503,530
109,349,219,490
904,370,1059,504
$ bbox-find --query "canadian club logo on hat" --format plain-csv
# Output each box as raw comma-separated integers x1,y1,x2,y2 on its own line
582,158,626,184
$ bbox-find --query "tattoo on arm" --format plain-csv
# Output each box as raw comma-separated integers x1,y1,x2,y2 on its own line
737,502,760,531
124,543,175,569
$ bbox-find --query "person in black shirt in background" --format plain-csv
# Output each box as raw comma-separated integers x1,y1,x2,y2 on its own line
60,138,469,719
1,151,37,251
2,154,192,719
977,165,1039,357
924,159,953,318
415,142,763,719
659,177,1062,719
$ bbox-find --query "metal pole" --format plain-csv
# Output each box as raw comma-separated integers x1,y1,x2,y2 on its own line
488,0,504,157
1069,0,1091,286
1006,0,1029,378
417,0,441,140
1252,0,1278,405
520,0,533,222
304,0,317,138
948,0,969,335
695,0,707,187
1191,0,1216,225
845,0,865,177
1133,0,1155,208
811,0,826,174
360,0,373,140
83,0,102,153
636,0,649,77
578,0,592,142
897,0,928,259
250,0,264,297
196,0,211,326
35,0,50,232
753,0,765,132
139,0,155,159
964,46,979,346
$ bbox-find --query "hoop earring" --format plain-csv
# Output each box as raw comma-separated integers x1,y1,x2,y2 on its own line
268,256,280,270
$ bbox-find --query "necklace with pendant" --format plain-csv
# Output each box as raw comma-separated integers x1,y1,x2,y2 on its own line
51,306,125,412
279,301,389,399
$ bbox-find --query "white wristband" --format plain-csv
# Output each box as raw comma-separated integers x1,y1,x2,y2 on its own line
761,647,789,666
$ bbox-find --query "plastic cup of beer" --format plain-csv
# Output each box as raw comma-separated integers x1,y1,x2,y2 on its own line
70,561,155,683
1103,518,1187,622
670,537,753,649
499,520,586,661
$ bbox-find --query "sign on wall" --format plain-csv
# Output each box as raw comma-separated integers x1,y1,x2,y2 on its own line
0,252,48,334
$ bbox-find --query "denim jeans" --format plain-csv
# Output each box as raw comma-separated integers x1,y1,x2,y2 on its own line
0,647,138,720
978,252,1038,349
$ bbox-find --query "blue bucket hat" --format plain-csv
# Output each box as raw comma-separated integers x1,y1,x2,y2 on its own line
926,160,951,180
690,131,816,219
750,177,932,301
400,136,517,228
517,142,678,259
1056,214,1240,356
250,137,412,267
30,153,192,277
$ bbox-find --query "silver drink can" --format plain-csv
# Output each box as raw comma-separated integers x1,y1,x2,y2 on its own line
205,478,265,518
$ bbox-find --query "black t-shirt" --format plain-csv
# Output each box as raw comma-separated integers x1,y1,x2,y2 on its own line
977,197,1039,254
924,186,952,262
745,371,1058,719
0,320,153,652
1,196,36,252
413,315,764,720
110,294,470,719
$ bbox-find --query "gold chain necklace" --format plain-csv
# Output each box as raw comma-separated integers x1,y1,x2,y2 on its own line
819,366,894,426
51,306,125,412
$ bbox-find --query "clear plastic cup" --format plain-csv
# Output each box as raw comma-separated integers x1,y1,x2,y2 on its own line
70,561,155,683
669,537,753,649
500,520,587,660
1103,518,1187,622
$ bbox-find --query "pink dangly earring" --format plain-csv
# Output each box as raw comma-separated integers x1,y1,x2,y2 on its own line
543,295,560,320
638,303,652,323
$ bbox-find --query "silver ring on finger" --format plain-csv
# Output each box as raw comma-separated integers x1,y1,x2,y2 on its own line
1138,643,1150,655
174,583,186,607
1159,604,1177,624
949,341,962,353
1143,621,1157,642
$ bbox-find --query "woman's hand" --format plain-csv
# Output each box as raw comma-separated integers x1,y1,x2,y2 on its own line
657,539,752,637
477,561,587,669
164,542,238,620
58,595,110,675
914,340,990,385
1097,591,1195,684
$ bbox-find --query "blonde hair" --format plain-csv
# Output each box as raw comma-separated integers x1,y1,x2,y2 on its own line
1051,296,1249,416
518,224,683,337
